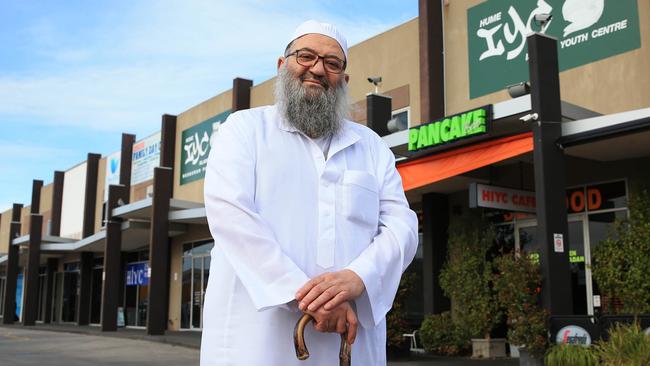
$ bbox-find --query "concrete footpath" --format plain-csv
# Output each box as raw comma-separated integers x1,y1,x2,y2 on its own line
0,324,519,365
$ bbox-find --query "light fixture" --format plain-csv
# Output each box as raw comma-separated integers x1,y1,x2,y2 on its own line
387,117,407,133
507,81,531,98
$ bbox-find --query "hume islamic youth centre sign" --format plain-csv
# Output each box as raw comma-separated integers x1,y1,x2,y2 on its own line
467,0,641,98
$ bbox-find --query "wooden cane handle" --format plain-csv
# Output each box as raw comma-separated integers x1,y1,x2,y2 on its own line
293,313,352,366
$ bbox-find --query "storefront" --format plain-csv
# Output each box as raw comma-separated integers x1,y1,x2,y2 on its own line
124,250,150,328
180,240,212,330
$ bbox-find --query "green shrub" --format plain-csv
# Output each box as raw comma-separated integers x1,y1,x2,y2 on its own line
493,251,549,357
545,344,598,366
419,311,470,356
386,272,417,350
595,322,650,366
592,189,650,315
439,211,501,339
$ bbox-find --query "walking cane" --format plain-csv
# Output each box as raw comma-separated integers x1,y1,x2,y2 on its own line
293,313,351,366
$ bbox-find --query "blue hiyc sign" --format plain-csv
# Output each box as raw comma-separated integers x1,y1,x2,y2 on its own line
125,262,149,286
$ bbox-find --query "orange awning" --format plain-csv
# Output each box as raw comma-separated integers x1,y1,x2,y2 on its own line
398,132,534,191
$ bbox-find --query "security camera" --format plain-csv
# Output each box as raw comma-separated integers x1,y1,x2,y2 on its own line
367,76,382,86
534,13,552,24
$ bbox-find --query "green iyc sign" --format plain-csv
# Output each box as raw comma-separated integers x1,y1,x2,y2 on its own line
467,0,641,99
408,106,492,152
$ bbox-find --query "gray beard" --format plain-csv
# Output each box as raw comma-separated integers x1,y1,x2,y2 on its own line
275,65,350,139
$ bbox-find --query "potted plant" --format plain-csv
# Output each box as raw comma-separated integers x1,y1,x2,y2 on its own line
493,251,549,365
419,311,470,356
439,211,505,358
592,189,650,316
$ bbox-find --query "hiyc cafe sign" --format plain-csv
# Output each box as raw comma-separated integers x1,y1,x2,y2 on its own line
467,0,641,98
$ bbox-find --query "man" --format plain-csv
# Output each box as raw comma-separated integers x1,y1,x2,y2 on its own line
202,20,418,365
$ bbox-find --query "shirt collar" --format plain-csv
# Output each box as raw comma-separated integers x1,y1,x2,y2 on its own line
274,104,361,155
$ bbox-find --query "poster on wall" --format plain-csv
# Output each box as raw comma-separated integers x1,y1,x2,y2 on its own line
131,132,161,185
467,0,641,98
60,162,87,239
104,151,121,201
180,110,231,185
15,272,23,319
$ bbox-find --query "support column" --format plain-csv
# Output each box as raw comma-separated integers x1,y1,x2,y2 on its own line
147,167,173,335
366,94,392,137
422,193,450,314
120,134,136,204
23,180,43,325
83,153,101,238
232,77,253,112
77,252,93,325
160,115,177,169
50,171,64,236
418,0,445,123
101,184,128,331
528,33,573,315
77,153,100,325
2,204,23,324
22,214,43,326
43,258,58,323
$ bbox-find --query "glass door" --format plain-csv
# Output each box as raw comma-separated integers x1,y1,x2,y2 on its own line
515,215,594,315
191,255,210,329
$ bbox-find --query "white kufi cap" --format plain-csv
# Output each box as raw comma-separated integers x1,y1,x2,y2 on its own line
288,20,348,60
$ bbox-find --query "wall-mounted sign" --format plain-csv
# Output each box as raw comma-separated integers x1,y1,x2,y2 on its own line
408,106,492,152
104,151,121,201
470,180,626,214
467,0,641,98
131,132,161,185
125,262,149,286
180,110,231,185
470,183,536,213
553,233,564,253
555,325,591,345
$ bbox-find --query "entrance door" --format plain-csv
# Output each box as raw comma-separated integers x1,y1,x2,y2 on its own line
52,272,63,323
515,215,594,315
181,254,210,330
90,267,103,324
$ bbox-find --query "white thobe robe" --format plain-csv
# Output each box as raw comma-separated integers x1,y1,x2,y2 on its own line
201,105,418,365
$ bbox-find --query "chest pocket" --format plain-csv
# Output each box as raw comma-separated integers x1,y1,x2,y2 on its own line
339,170,379,231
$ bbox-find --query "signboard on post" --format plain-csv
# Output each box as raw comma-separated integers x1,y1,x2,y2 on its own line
180,110,231,185
467,0,641,98
131,132,161,185
104,151,121,201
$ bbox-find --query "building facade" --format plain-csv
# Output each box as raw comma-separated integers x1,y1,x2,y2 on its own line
1,0,649,340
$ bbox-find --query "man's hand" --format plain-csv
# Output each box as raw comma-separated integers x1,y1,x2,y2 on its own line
306,301,358,344
296,269,365,313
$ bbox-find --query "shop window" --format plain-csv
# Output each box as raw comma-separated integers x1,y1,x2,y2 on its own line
181,239,214,329
392,107,410,129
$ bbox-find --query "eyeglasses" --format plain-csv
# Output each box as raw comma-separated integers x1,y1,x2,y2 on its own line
285,48,346,74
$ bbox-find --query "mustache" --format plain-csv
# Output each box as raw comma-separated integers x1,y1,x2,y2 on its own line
299,72,329,90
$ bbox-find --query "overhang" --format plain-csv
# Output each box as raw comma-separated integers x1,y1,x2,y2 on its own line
38,220,188,253
383,95,600,160
560,107,650,162
12,234,76,247
112,198,203,220
168,207,207,225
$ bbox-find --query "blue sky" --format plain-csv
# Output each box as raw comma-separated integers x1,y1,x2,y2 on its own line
0,0,418,212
